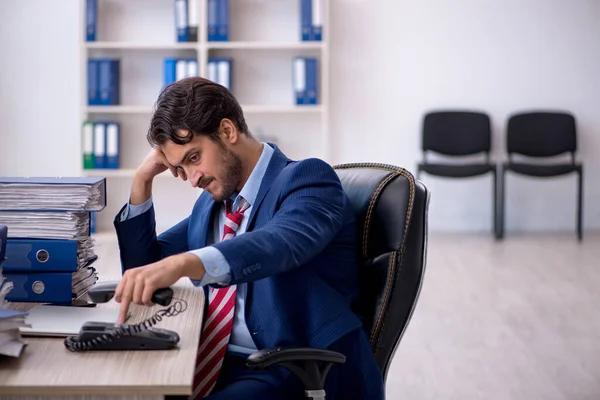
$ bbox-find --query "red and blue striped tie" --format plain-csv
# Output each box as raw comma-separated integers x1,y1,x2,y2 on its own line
191,198,250,398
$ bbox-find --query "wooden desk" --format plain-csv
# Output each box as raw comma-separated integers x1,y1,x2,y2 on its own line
0,277,204,399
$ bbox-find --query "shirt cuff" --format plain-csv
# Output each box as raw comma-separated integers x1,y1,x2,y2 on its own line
120,197,153,221
189,247,232,287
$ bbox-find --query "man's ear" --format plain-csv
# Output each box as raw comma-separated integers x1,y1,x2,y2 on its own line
220,118,239,144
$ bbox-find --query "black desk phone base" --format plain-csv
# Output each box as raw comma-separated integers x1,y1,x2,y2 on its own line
64,281,187,352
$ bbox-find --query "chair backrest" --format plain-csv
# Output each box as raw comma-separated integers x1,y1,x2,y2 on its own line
334,163,430,383
507,111,577,157
422,111,491,156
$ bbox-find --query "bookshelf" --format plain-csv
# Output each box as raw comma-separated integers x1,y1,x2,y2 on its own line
78,0,329,232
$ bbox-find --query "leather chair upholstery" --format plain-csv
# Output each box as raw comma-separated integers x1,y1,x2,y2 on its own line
247,163,430,399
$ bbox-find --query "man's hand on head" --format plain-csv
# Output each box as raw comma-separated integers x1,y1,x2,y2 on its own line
114,252,206,324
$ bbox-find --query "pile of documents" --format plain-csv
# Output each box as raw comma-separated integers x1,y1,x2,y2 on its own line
0,177,107,305
0,277,28,358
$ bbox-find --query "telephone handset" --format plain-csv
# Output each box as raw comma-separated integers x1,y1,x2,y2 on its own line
64,281,187,352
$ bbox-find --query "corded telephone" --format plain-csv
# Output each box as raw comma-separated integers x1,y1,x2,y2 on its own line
64,281,187,352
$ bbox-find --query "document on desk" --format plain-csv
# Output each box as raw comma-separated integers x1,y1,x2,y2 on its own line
0,177,106,211
19,305,122,337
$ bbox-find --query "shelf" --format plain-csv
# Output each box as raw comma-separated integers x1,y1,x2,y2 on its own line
207,41,324,50
82,169,181,179
84,42,198,50
85,105,323,114
86,106,153,114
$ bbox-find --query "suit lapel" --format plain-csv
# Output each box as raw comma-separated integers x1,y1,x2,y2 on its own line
247,144,290,229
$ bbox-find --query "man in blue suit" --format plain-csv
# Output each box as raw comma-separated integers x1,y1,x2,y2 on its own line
112,77,384,399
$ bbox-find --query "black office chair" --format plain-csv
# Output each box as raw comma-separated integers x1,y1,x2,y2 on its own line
498,111,583,240
417,110,499,238
247,163,430,400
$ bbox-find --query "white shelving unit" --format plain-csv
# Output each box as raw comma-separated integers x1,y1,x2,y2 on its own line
78,0,330,232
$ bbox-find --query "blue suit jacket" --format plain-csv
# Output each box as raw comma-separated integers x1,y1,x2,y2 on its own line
113,145,384,399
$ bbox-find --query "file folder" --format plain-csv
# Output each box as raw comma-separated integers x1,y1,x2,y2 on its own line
293,57,306,105
188,0,199,42
311,0,323,41
208,0,218,41
0,224,6,261
4,238,97,273
0,211,92,239
98,59,120,105
164,58,177,86
85,0,97,41
87,59,99,105
217,0,229,41
105,122,120,169
82,121,94,170
174,0,189,42
94,122,106,168
4,268,97,305
300,0,311,41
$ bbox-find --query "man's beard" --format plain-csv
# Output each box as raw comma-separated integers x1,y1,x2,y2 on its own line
209,147,243,202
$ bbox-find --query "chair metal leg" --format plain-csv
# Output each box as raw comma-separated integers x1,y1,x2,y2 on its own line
305,390,326,400
498,166,505,239
577,167,583,241
493,168,499,239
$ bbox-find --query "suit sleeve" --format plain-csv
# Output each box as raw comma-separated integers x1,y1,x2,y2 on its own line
212,158,347,284
113,203,189,272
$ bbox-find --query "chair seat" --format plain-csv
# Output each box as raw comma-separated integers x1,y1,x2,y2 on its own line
418,163,494,178
504,162,581,177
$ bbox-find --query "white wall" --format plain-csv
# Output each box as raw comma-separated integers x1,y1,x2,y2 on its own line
1,0,599,232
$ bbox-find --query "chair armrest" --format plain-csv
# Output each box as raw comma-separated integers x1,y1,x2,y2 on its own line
246,347,346,397
246,347,346,369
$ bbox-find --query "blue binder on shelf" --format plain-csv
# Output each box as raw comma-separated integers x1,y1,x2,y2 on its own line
93,122,106,168
98,59,120,106
164,58,178,86
87,59,99,105
293,57,306,105
217,0,229,41
105,122,120,169
300,0,311,41
3,239,96,273
304,57,318,104
4,272,78,304
311,0,323,41
174,0,189,42
85,0,97,41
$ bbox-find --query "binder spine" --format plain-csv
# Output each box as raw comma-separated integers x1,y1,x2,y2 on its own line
4,272,74,304
82,122,94,170
311,0,323,41
217,0,229,41
293,57,306,105
4,239,79,272
174,0,189,42
85,0,97,41
300,0,312,41
87,59,99,105
305,57,318,104
217,59,231,91
208,0,218,41
105,122,120,169
164,58,177,86
93,122,106,169
188,0,199,42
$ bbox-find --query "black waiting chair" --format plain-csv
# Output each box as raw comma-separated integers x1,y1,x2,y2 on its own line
498,111,583,240
247,163,430,400
417,111,499,238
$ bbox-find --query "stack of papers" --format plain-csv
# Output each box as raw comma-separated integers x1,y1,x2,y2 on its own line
0,179,105,211
0,309,28,358
72,267,98,299
0,211,90,239
1,270,29,358
77,237,98,269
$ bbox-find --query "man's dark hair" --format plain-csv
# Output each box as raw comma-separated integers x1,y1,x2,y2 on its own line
148,77,249,147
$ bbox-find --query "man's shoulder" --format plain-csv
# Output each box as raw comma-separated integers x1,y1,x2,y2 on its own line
279,157,337,180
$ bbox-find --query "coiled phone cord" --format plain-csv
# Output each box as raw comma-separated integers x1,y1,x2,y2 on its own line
64,298,187,352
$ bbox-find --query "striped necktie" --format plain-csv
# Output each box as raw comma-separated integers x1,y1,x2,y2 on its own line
191,198,250,398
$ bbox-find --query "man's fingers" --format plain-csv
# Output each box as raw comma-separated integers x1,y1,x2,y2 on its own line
118,297,130,324
132,277,144,305
142,283,156,306
114,275,127,303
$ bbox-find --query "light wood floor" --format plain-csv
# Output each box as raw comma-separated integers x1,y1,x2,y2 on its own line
92,232,600,399
387,233,600,400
